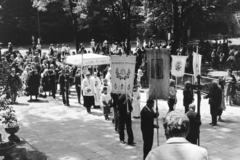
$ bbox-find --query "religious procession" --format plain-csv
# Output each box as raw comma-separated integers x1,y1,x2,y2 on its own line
0,0,240,160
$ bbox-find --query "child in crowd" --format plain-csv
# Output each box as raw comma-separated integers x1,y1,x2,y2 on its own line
137,69,143,88
132,85,141,118
101,87,112,120
168,79,177,111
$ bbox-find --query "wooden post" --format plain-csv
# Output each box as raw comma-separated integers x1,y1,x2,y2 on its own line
153,35,159,146
197,75,201,146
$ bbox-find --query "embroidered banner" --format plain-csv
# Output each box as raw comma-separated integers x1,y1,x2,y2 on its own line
111,55,136,94
193,52,202,82
171,55,187,77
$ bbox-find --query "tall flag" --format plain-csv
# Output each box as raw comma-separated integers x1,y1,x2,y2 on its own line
193,50,202,83
111,55,136,94
171,55,188,77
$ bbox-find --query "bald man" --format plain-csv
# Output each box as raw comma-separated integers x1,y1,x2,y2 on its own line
186,104,201,145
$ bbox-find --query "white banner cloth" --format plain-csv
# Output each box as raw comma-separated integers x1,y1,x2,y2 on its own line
193,52,202,82
171,55,188,77
64,53,110,66
111,55,136,94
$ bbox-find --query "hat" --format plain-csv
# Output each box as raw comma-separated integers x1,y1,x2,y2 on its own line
103,78,108,82
86,71,91,76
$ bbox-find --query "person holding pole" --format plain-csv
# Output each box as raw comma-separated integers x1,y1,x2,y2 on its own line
118,94,135,145
141,98,159,160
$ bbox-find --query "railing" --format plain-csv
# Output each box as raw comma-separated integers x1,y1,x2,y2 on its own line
175,73,217,93
176,73,240,94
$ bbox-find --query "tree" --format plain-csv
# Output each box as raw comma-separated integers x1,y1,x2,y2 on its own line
0,0,72,45
145,0,209,55
32,0,89,52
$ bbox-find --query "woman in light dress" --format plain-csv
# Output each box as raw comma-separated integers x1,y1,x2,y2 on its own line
132,85,141,118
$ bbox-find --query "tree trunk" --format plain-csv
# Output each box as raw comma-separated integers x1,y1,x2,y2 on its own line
68,0,79,53
127,0,132,55
171,1,181,55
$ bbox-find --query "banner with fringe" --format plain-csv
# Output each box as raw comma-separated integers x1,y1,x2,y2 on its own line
111,55,136,94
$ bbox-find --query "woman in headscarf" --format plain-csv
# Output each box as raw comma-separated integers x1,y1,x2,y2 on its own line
204,81,222,126
28,69,40,101
183,81,194,113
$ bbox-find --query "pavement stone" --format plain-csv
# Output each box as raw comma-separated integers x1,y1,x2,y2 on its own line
0,88,240,160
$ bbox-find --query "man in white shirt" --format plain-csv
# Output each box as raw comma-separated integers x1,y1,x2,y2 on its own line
91,72,101,108
146,111,208,160
81,71,96,114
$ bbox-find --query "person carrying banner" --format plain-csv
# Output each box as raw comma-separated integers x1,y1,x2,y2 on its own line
118,94,135,146
141,99,159,160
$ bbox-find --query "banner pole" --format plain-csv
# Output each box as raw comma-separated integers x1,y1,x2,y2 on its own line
153,35,159,146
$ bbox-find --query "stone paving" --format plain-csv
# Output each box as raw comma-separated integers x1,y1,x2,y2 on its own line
1,88,240,160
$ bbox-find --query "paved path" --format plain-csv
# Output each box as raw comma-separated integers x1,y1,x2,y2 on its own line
1,88,240,160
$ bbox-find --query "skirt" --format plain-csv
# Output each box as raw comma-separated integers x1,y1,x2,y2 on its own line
83,96,95,108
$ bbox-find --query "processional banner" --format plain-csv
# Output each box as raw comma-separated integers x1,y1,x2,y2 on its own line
193,52,202,82
171,55,188,77
111,55,136,94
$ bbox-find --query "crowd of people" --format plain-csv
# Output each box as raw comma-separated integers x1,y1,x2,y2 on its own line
3,38,239,160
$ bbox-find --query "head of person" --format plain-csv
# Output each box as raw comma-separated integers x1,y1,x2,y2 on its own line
103,87,108,94
188,103,196,111
228,69,232,76
11,68,16,76
103,78,108,85
108,67,111,73
133,85,138,92
86,71,91,79
184,81,192,90
43,69,48,75
25,67,30,72
93,72,98,78
10,54,14,60
163,111,189,140
211,80,218,89
49,64,54,70
146,98,154,108
169,79,176,87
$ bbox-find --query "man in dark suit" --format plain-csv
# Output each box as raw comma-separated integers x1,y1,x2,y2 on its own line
59,69,70,106
186,104,201,145
49,69,56,99
141,99,159,160
118,94,135,145
74,68,82,104
204,81,222,126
